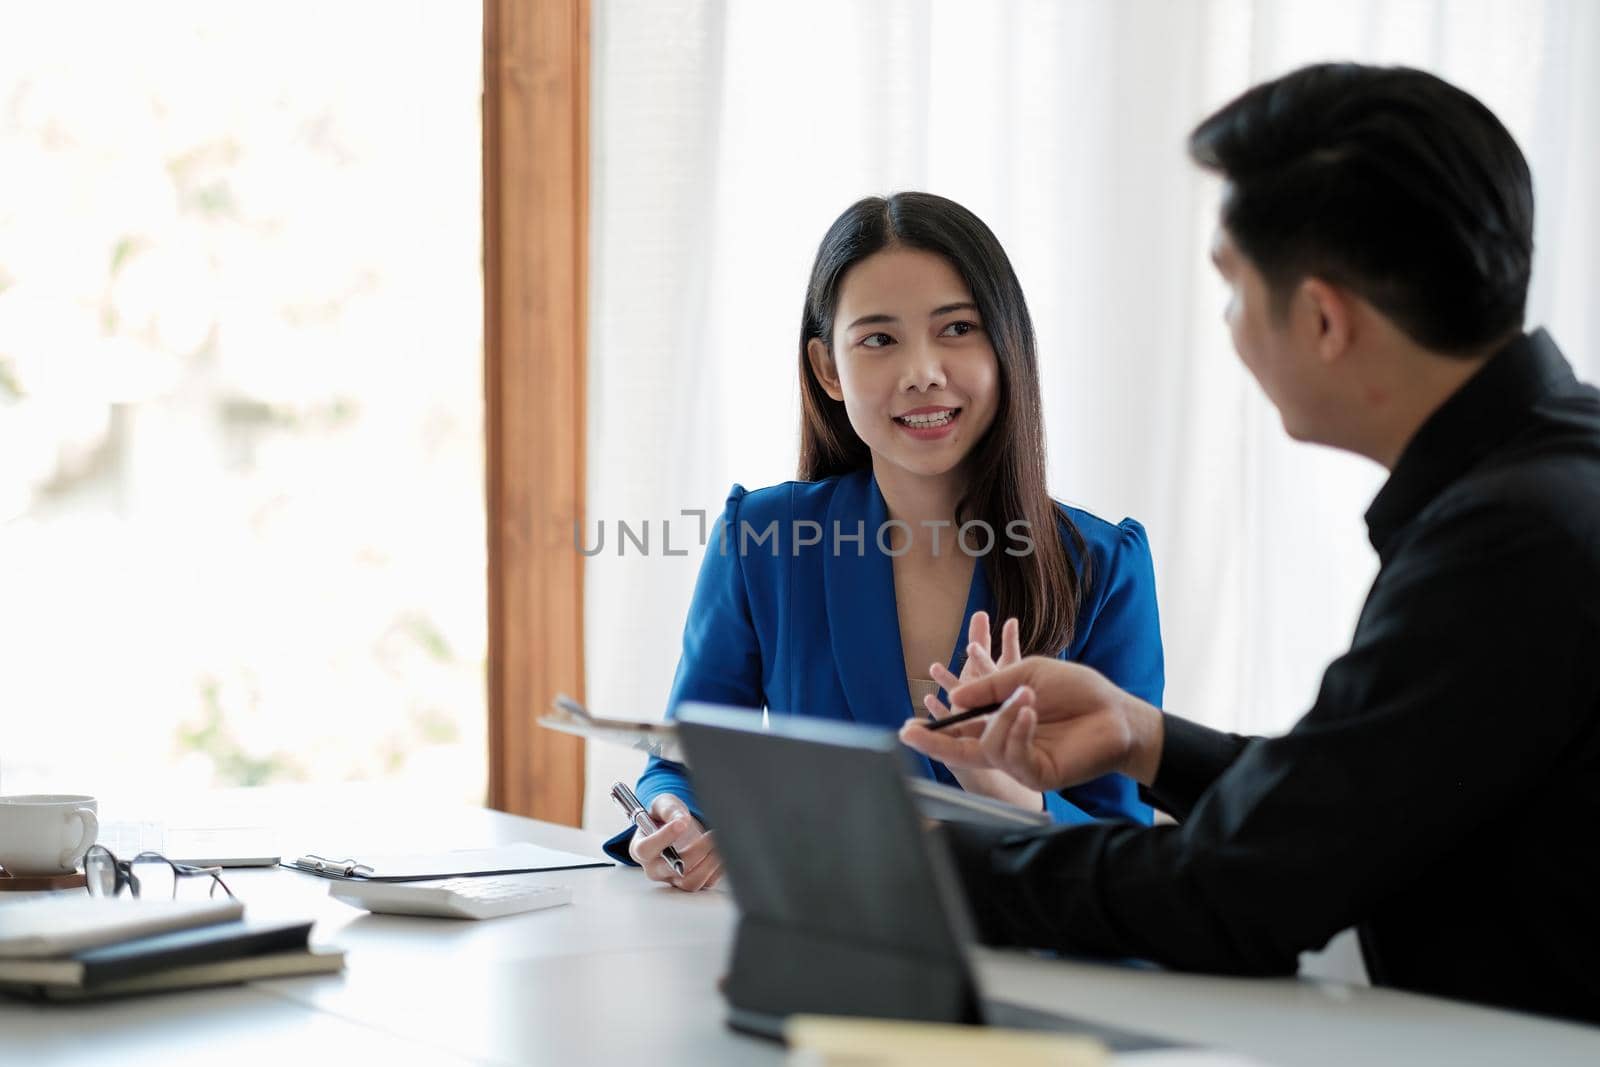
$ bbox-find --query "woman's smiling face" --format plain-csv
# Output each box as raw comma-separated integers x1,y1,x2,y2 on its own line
807,246,1000,479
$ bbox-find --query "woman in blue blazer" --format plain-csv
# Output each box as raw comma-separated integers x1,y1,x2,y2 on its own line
609,193,1163,889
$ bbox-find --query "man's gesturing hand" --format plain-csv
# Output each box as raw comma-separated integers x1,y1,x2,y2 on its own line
899,656,1165,791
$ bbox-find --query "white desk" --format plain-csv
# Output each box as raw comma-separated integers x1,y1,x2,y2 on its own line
4,785,1598,1066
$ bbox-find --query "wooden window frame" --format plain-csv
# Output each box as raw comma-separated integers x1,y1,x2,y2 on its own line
482,0,590,824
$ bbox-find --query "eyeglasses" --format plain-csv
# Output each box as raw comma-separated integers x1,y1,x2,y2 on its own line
83,845,235,901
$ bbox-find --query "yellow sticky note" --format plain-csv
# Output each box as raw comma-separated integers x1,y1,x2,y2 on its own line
784,1015,1110,1067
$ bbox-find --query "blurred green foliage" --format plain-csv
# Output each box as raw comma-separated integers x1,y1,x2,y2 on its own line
179,678,306,787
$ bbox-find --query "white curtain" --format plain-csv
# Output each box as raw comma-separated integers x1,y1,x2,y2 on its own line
584,0,1600,835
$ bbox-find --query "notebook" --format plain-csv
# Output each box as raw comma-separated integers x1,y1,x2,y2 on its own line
0,898,244,959
284,842,612,882
0,947,345,1001
0,917,313,987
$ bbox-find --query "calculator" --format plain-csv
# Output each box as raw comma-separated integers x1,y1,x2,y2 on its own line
328,877,573,920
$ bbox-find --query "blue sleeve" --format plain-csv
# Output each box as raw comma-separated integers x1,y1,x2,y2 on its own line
1043,790,1100,825
1055,518,1165,825
603,486,766,864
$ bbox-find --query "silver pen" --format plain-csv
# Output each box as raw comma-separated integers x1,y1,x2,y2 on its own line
609,781,686,876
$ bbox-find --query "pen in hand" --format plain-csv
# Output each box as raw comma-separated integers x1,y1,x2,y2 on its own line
921,700,1005,732
609,781,686,876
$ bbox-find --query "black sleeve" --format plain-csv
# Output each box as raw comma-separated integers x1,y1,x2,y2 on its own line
1139,713,1253,820
942,501,1597,975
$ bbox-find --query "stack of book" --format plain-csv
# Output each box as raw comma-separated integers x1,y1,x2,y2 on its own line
0,896,343,1001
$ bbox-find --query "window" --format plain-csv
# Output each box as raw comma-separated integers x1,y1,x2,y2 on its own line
0,4,486,804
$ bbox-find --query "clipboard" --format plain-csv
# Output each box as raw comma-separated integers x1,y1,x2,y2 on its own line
905,777,1051,829
283,843,612,882
538,694,685,763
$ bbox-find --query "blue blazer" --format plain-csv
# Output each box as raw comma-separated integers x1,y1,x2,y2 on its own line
604,467,1164,862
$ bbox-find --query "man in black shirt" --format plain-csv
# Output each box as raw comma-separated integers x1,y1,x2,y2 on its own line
902,64,1600,1025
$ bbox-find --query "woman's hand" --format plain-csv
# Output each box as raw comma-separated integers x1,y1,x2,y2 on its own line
626,793,723,892
920,612,1045,811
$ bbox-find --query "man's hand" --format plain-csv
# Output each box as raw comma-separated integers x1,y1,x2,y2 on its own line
899,657,1166,790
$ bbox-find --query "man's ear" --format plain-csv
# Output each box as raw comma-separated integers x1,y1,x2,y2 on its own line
1298,277,1352,364
806,338,845,401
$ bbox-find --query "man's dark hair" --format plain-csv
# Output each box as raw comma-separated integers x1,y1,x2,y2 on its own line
1189,63,1534,354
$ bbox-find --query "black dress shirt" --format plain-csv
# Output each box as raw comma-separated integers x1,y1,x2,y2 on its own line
944,329,1600,1025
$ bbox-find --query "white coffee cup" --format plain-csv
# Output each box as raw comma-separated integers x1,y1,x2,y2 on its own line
0,795,100,876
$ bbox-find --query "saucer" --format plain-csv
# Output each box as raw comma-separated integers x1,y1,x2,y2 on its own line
0,867,88,891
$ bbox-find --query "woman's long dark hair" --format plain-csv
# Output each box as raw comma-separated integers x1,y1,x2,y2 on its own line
797,192,1089,657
